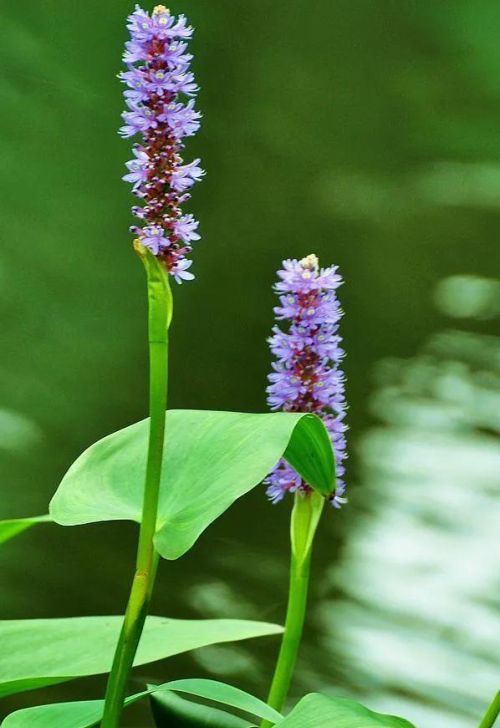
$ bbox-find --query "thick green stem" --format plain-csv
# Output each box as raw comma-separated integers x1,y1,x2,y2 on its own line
261,541,310,722
260,490,324,728
101,246,172,728
478,691,500,728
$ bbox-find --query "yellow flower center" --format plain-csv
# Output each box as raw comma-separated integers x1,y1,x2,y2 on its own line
300,253,319,270
153,5,170,16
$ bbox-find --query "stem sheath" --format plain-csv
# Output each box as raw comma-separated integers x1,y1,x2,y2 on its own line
260,490,324,728
478,691,500,728
101,246,172,728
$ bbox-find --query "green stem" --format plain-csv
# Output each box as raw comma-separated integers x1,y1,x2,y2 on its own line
101,246,172,728
478,691,500,728
260,490,324,728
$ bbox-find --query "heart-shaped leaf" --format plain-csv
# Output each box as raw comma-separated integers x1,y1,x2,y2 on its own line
274,694,417,727
151,689,255,727
0,516,51,546
1,680,281,728
50,410,335,559
0,617,282,698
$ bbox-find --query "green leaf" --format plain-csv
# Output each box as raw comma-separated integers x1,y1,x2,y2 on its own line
274,694,417,728
151,690,255,727
152,679,282,724
0,616,282,698
1,699,109,728
0,693,145,728
0,516,51,546
1,680,281,728
50,410,335,559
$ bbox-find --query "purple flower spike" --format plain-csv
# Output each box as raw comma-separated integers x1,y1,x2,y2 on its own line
265,254,348,508
120,4,205,281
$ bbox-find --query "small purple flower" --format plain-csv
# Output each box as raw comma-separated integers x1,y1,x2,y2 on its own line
265,254,348,508
122,147,150,191
172,213,200,243
170,159,205,192
120,4,204,282
140,224,168,255
171,258,194,284
160,99,201,138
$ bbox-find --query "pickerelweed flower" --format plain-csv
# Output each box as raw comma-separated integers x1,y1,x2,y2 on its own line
265,254,348,507
120,4,204,282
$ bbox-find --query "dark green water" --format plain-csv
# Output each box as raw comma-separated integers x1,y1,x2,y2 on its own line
1,1,499,725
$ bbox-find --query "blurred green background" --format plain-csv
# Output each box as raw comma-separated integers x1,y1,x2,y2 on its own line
1,1,499,726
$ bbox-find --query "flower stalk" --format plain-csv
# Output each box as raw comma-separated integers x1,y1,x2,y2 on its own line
101,3,202,720
261,255,347,726
478,691,500,728
101,245,172,728
260,490,324,728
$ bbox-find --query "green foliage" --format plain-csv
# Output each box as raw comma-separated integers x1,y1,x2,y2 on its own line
3,2,490,726
0,693,145,728
1,687,419,728
1,679,282,728
1,699,112,728
273,694,417,728
150,679,282,724
151,690,255,727
50,410,335,559
0,516,50,546
0,616,282,698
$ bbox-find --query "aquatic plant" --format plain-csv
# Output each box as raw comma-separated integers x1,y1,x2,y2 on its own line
0,5,497,728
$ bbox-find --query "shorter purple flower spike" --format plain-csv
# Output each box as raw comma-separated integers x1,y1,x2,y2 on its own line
120,4,204,283
265,254,348,507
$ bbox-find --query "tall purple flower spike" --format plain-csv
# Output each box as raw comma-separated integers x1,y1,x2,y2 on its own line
120,4,204,283
265,254,348,507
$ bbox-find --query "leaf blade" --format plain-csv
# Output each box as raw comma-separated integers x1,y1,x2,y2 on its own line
0,692,147,728
274,694,417,728
284,414,335,497
151,689,255,727
0,616,282,698
50,410,335,559
0,516,51,546
1,680,281,728
157,679,282,723
1,700,107,728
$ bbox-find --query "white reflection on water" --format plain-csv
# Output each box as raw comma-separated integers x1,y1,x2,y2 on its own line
318,277,500,727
